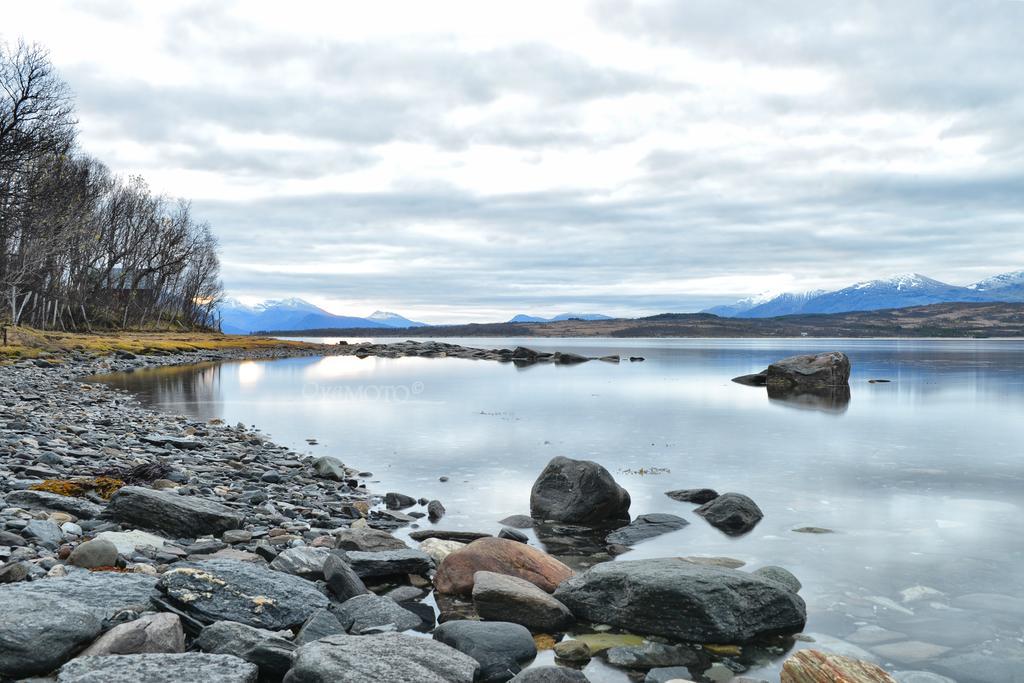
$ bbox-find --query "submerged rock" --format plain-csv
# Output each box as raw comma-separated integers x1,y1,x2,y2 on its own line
530,456,630,525
104,486,244,537
434,537,574,595
695,492,763,535
553,558,806,643
605,513,689,546
780,649,895,683
284,632,479,683
510,666,591,682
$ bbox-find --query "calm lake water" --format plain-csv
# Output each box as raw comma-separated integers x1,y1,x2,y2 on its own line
97,338,1024,682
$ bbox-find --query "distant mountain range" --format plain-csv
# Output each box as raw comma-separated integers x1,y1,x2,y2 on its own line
217,298,427,334
704,271,1024,318
508,313,613,323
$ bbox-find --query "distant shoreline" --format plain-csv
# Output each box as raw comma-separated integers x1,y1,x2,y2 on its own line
257,301,1024,339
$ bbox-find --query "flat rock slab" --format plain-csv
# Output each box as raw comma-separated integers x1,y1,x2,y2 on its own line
57,653,257,683
0,592,102,678
605,513,689,546
156,559,328,630
554,557,806,643
334,527,409,551
408,529,493,543
284,632,479,683
341,548,433,577
5,489,104,518
0,570,158,620
104,486,244,537
435,537,574,596
665,488,719,504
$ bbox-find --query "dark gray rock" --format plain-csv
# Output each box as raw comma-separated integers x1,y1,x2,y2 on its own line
283,632,479,683
69,538,119,568
385,492,417,509
1,570,158,620
472,570,573,632
695,493,763,535
6,489,104,518
766,351,851,389
269,546,331,579
333,527,408,552
732,372,768,386
196,620,296,680
335,593,421,634
323,553,370,601
141,435,205,450
311,456,346,481
499,527,529,543
530,456,630,525
553,558,806,643
499,515,535,529
155,559,328,630
434,620,537,683
645,667,695,683
605,513,689,546
295,608,347,646
342,548,433,578
104,486,244,537
606,642,700,669
664,488,719,504
79,612,185,656
23,518,64,546
428,499,446,521
57,653,257,683
511,667,591,682
0,560,30,583
752,565,802,593
0,592,102,678
408,529,492,543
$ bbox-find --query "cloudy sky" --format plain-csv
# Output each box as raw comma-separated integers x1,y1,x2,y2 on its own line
7,1,1024,322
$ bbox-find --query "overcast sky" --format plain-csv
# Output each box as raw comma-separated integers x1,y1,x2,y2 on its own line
7,1,1024,322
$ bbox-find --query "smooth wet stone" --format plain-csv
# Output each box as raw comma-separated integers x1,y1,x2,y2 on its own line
156,559,328,630
499,527,529,543
6,489,104,518
57,653,257,683
80,612,185,656
196,620,296,680
333,527,408,551
323,553,370,601
553,639,591,663
511,666,591,682
335,593,421,633
530,456,630,525
434,620,538,683
284,632,479,682
435,537,574,595
69,538,119,568
605,513,689,546
473,570,574,631
104,486,244,537
342,548,433,577
665,488,719,504
269,546,331,579
695,493,763,535
554,558,805,643
0,592,102,678
780,649,895,683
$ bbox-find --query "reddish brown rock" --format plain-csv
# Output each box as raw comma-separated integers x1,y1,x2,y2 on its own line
781,649,896,683
434,537,573,595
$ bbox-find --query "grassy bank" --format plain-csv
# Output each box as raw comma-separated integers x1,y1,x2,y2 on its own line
0,327,318,361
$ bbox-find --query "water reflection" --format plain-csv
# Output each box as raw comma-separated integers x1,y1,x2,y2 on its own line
767,384,852,413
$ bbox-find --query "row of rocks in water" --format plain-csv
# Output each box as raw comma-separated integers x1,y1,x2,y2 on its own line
1,343,889,682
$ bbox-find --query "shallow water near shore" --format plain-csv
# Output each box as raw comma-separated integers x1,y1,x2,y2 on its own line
95,338,1024,681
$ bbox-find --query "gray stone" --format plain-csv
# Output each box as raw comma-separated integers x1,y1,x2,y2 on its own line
141,434,205,450
553,640,591,663
605,513,689,546
342,548,433,577
196,620,296,680
553,558,805,643
0,560,30,583
323,553,370,601
269,546,331,579
155,559,328,630
664,488,719,504
6,489,104,518
57,653,257,683
752,565,802,592
428,499,446,521
766,351,851,389
934,652,1024,683
530,456,630,525
0,592,102,678
104,486,244,537
23,518,64,546
333,527,408,552
499,527,529,543
645,667,695,683
69,539,119,569
499,515,535,529
695,493,763,535
335,593,421,634
511,667,591,682
80,612,185,656
311,456,346,481
606,642,700,669
434,620,537,683
283,632,479,683
473,570,574,631
385,492,416,509
295,608,347,646
0,570,158,620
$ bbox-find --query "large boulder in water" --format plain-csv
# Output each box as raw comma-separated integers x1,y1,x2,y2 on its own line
530,456,630,525
553,557,806,643
434,537,574,595
766,352,850,390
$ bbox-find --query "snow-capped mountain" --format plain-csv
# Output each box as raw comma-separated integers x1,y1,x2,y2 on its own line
704,270,1024,318
217,298,423,334
367,311,427,328
508,312,613,323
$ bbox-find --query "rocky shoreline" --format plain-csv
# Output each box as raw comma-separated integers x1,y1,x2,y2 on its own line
1,342,893,682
